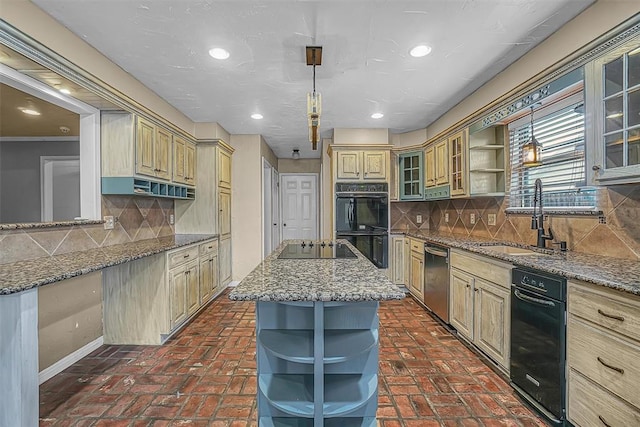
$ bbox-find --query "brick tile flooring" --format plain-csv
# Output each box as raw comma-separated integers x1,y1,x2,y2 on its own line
40,290,547,426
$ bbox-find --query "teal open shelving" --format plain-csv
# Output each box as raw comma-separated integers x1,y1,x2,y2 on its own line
101,177,195,200
256,301,379,426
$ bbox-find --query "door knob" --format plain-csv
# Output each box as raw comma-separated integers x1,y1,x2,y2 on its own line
283,223,287,227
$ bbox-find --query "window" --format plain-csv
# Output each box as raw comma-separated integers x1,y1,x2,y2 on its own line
508,96,597,210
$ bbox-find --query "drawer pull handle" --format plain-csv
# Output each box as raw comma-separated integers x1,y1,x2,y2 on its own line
183,254,190,258
597,309,624,322
598,415,612,427
208,246,213,249
597,356,624,374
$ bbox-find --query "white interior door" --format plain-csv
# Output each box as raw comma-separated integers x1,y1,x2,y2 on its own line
41,156,80,221
271,168,280,250
281,174,318,240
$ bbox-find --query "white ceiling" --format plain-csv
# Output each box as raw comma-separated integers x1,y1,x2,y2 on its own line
31,0,594,159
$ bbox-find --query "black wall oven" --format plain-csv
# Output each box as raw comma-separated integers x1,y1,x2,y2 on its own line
335,183,388,268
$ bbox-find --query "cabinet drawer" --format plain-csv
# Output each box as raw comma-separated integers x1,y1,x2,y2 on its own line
168,245,199,269
450,250,511,289
568,281,640,343
568,317,640,409
410,238,423,253
568,368,640,427
199,240,218,257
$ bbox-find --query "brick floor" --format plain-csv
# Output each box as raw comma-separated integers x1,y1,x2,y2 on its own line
40,289,547,426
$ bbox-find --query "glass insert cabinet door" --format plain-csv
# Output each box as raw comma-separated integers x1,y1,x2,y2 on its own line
399,151,424,200
602,45,640,169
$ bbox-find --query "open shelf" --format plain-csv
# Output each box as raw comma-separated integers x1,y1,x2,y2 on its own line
102,177,195,200
323,374,377,417
259,418,376,427
259,330,314,364
324,330,378,364
469,144,505,150
259,374,314,416
468,125,506,196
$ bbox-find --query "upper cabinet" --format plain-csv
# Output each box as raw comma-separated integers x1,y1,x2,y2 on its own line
424,138,451,200
399,151,424,200
334,149,389,181
449,129,468,197
173,136,196,186
468,125,506,196
328,145,391,186
586,35,640,185
101,111,195,199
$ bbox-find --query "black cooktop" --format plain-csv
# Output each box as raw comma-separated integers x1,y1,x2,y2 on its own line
278,242,357,259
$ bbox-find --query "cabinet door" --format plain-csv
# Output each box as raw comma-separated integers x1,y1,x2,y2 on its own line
474,278,510,368
219,188,231,237
449,130,467,196
169,265,188,329
185,141,196,186
404,239,411,288
435,139,449,185
199,256,213,304
135,117,156,177
409,250,424,300
425,145,436,187
336,151,361,180
391,236,404,284
450,268,474,340
218,149,232,189
186,261,200,316
399,152,423,200
219,237,232,286
363,151,387,180
155,127,172,180
173,136,187,184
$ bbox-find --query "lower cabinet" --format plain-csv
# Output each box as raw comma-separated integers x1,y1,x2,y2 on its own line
103,237,220,345
219,236,232,287
567,280,640,426
449,249,511,371
389,234,404,285
408,238,424,300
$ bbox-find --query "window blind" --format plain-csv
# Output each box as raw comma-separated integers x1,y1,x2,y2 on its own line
509,102,597,209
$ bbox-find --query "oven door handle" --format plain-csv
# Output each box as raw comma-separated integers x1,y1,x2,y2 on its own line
425,247,448,257
514,289,556,307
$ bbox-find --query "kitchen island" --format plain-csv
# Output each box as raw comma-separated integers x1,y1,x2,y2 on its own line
230,240,404,427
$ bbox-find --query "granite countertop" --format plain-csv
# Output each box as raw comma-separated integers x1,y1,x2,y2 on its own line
397,230,640,296
229,240,405,302
0,234,217,295
0,219,105,230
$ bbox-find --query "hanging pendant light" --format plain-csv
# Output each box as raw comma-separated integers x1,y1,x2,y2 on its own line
306,46,322,150
522,105,542,167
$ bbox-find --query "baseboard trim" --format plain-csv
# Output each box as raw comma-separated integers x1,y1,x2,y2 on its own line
39,336,104,384
229,280,240,287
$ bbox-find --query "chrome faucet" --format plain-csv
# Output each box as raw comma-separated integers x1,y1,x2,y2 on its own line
532,179,554,248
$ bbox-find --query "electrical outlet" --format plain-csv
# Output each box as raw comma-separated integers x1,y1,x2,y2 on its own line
445,213,449,223
416,214,422,224
470,213,476,225
104,216,114,230
488,213,497,226
169,214,175,225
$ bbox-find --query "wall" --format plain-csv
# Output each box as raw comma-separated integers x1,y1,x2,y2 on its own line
426,0,640,139
261,136,278,170
0,140,79,223
0,195,174,265
390,128,428,149
38,271,102,370
278,158,322,174
391,184,640,260
230,134,263,281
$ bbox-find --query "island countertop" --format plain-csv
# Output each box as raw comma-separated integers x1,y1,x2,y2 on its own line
229,239,405,302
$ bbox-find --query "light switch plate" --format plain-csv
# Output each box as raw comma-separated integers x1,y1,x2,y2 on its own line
169,214,175,225
488,213,497,226
416,214,422,224
104,216,114,230
470,213,476,225
445,213,449,223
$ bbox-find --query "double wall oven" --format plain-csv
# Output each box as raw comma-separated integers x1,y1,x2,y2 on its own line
335,183,388,268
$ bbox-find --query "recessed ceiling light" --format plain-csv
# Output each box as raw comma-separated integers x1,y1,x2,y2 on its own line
410,45,432,58
209,47,230,60
20,108,41,116
371,113,384,119
59,88,71,95
251,113,263,120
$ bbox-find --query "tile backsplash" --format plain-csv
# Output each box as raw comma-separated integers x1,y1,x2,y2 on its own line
391,184,640,260
0,196,174,265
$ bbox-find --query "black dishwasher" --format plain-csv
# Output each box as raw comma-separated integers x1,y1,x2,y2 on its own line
510,267,566,426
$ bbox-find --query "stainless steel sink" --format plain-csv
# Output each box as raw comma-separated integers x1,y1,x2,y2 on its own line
481,245,546,256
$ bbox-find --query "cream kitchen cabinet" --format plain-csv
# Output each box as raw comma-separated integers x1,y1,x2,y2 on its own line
173,136,196,186
425,139,449,188
330,147,391,182
408,238,424,300
449,130,468,197
567,280,640,427
103,238,219,345
199,240,218,304
135,116,172,181
449,249,511,371
390,234,405,285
